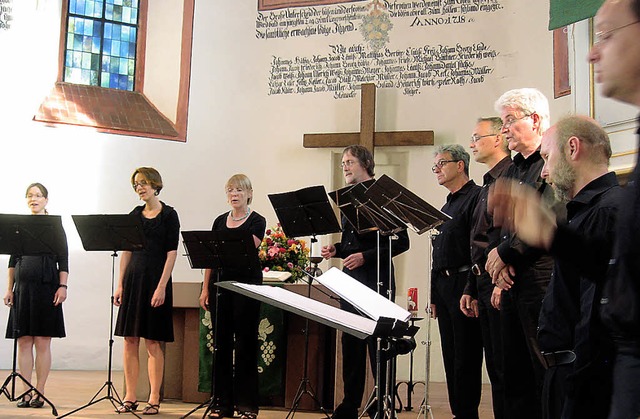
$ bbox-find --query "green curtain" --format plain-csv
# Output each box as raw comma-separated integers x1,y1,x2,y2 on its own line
198,305,286,400
549,0,604,30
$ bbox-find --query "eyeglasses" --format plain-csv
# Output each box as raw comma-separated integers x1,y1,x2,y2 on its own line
226,187,245,194
431,159,459,172
594,20,640,45
132,180,150,189
502,114,532,129
26,194,44,199
471,134,497,143
340,159,357,169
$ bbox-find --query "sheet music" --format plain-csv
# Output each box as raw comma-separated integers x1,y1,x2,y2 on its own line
314,267,412,322
228,282,377,338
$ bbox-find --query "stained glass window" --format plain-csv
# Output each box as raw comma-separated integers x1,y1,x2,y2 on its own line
64,0,139,91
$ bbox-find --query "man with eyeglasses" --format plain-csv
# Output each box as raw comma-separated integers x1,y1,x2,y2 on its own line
322,145,410,419
459,117,512,419
430,144,483,419
486,88,556,419
489,1,640,417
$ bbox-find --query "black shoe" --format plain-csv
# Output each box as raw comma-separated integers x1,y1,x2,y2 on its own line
331,403,358,419
30,396,44,408
16,393,32,408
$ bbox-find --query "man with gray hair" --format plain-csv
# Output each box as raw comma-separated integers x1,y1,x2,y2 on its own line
486,88,555,419
430,144,483,419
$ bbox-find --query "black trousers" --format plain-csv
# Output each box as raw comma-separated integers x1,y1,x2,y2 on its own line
607,352,640,419
500,266,549,419
477,273,504,419
211,289,261,414
541,364,570,419
432,271,483,419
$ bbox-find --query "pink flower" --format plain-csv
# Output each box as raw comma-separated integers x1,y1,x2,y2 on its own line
287,262,294,269
268,247,280,257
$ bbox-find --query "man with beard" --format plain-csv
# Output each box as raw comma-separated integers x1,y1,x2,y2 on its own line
536,116,620,418
489,0,640,416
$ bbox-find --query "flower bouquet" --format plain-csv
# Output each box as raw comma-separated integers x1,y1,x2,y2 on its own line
259,224,309,282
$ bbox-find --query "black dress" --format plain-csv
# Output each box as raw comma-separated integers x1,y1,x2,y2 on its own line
114,202,180,342
6,235,69,339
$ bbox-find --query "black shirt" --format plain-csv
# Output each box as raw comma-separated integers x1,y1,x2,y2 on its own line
470,156,513,267
552,116,640,351
464,156,512,298
432,180,481,271
496,148,556,273
538,172,621,357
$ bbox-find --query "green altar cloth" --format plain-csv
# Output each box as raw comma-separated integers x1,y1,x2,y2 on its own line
198,303,287,403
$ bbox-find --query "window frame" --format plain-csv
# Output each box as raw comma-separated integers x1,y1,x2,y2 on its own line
36,0,194,142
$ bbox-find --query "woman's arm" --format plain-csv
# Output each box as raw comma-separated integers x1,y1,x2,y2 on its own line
3,267,15,306
114,251,132,306
151,249,177,308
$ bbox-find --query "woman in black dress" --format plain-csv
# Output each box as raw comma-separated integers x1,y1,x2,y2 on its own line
3,183,68,408
114,167,180,416
199,174,266,419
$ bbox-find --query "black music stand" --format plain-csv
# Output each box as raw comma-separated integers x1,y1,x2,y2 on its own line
365,175,449,419
0,214,67,416
330,180,406,237
268,185,341,419
365,175,450,234
57,214,145,418
330,182,409,419
180,229,260,419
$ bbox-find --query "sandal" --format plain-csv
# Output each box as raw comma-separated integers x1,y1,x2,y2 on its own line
239,412,258,419
30,396,45,408
208,408,233,418
116,400,138,413
142,403,160,415
16,393,32,408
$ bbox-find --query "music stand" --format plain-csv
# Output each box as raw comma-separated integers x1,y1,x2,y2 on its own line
180,229,260,419
217,271,419,418
331,182,411,419
365,175,450,235
268,185,341,419
57,214,145,418
0,214,67,416
365,175,449,419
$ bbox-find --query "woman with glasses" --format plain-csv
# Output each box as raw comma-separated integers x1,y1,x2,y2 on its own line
3,183,68,409
199,174,266,419
114,167,180,416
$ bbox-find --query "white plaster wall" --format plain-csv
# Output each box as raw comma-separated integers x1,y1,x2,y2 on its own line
144,0,182,122
0,0,573,387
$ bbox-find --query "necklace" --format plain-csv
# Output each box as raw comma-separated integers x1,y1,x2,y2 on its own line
229,207,250,222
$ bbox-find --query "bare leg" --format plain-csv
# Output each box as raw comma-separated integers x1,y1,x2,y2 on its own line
122,337,140,402
33,336,52,396
145,339,164,406
17,336,34,397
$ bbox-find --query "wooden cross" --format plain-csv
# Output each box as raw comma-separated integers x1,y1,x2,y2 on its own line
303,83,434,155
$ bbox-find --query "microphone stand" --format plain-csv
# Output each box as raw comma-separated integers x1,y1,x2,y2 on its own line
417,229,438,419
